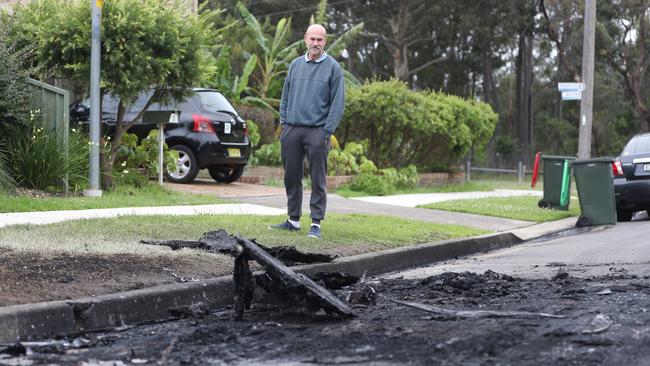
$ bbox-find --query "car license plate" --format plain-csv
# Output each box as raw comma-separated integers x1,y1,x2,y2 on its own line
644,163,650,172
228,148,241,157
224,123,231,134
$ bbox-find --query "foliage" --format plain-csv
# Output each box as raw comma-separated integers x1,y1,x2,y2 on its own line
349,173,395,196
10,0,225,188
0,22,30,193
252,140,282,166
348,164,418,196
113,131,178,188
236,105,277,146
3,125,89,192
0,21,31,135
339,80,497,171
0,149,15,193
236,2,300,110
327,141,372,176
246,119,261,148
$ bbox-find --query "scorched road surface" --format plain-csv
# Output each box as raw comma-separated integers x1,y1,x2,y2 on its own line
3,270,649,365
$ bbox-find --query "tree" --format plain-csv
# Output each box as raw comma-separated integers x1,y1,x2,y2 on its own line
0,19,31,192
10,0,225,187
599,0,650,131
236,1,301,111
0,15,31,133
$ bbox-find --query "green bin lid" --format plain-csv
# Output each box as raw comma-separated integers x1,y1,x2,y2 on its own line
542,155,576,161
570,157,615,165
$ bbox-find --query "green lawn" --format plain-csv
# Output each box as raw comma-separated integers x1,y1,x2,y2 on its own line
336,180,538,198
420,195,580,222
0,213,487,256
0,185,222,213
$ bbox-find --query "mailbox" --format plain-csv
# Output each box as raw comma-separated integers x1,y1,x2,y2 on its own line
142,110,180,124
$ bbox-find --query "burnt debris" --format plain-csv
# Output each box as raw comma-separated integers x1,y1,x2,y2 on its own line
142,229,338,265
234,236,355,319
143,229,353,319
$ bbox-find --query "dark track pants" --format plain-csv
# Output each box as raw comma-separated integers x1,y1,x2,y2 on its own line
280,125,330,221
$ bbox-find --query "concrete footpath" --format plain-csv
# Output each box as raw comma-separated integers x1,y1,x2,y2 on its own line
0,204,285,229
0,188,573,342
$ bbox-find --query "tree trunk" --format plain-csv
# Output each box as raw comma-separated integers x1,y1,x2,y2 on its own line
516,16,534,167
389,2,410,82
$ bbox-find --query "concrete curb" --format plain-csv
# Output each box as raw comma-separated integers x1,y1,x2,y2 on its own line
0,221,573,342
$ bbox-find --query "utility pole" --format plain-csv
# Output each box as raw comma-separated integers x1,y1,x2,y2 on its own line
85,0,103,197
577,0,596,159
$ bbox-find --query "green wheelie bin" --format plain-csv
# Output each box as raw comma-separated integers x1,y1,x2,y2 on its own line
571,157,617,227
538,155,575,210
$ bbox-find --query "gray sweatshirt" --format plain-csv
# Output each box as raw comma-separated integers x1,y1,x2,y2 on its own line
279,53,345,139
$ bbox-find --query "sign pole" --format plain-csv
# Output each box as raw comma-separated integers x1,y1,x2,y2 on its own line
578,0,596,159
85,0,103,197
159,123,164,186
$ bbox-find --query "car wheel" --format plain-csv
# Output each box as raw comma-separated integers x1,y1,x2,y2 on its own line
167,145,199,184
208,165,245,184
576,215,592,228
616,207,633,222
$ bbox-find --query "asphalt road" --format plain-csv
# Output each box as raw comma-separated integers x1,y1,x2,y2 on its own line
386,212,650,280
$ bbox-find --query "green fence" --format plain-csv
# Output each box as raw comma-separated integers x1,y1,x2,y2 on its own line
28,78,69,144
27,78,71,192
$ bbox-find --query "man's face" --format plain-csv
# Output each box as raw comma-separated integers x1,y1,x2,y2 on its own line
304,29,326,60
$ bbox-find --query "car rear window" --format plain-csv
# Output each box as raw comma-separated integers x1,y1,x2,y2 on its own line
622,135,650,155
196,91,238,115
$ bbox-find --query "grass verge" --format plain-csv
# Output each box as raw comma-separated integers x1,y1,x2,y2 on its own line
0,213,487,256
336,180,539,198
0,184,223,213
420,195,580,222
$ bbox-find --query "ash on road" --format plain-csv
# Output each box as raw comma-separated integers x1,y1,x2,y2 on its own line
3,270,650,366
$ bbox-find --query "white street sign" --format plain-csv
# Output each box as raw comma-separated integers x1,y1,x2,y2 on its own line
562,90,582,100
558,82,585,92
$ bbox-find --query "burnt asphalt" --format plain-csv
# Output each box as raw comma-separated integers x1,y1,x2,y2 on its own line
0,182,575,342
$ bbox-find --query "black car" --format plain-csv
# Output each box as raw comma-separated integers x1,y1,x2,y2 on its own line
613,133,650,221
70,88,251,184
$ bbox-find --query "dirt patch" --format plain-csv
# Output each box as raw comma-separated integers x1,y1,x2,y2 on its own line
0,247,233,306
0,243,368,307
4,271,650,365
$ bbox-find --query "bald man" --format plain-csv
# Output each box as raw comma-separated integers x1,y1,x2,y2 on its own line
269,24,345,239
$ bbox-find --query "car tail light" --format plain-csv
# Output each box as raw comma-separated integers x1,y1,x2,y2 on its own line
612,160,624,177
192,114,215,133
243,122,249,137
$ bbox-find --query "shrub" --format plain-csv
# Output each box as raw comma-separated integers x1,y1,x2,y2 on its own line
348,164,418,195
350,173,394,196
328,141,369,176
237,105,276,146
339,79,497,171
246,119,261,148
0,21,31,135
113,130,178,187
4,125,89,192
0,149,15,193
252,140,282,166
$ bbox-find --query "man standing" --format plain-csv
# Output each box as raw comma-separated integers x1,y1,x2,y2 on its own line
269,24,345,239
